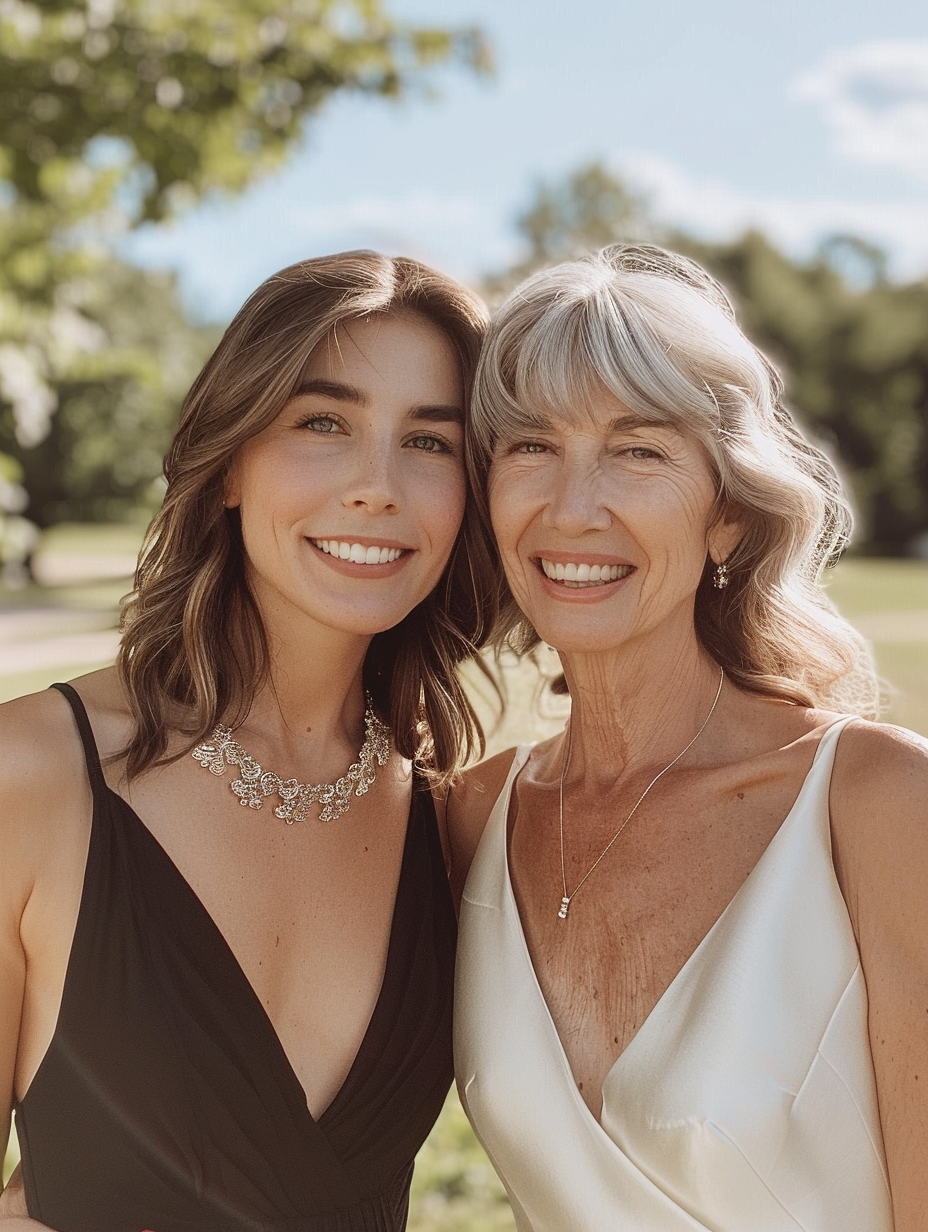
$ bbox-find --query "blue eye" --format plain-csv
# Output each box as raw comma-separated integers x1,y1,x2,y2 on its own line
507,440,548,455
300,415,342,433
408,434,455,455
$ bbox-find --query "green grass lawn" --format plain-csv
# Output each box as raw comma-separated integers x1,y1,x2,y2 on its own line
2,531,926,1218
824,558,928,736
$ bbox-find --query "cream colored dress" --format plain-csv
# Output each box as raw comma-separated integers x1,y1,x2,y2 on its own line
455,718,894,1231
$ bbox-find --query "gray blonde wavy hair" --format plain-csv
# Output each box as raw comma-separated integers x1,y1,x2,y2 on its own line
119,250,497,781
468,243,879,717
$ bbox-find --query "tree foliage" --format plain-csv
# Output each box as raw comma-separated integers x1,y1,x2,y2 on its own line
0,0,490,544
680,231,928,552
0,0,490,221
489,162,928,554
485,163,651,302
0,259,218,530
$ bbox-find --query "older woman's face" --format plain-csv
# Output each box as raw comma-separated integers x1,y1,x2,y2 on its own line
488,393,740,657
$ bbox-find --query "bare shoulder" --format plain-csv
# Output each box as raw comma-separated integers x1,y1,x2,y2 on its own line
0,686,91,915
0,668,130,847
830,718,928,934
831,718,928,834
445,746,522,907
0,686,84,799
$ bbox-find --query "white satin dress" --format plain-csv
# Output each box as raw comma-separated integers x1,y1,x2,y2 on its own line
455,718,894,1231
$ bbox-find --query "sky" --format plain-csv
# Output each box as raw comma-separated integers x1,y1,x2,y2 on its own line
125,0,928,321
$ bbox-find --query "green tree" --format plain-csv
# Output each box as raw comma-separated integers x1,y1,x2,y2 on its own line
0,258,218,530
0,0,489,221
681,230,928,552
486,162,651,302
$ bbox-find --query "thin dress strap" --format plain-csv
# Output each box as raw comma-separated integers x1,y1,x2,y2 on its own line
51,681,108,797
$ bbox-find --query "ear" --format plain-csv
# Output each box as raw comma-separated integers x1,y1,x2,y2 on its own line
707,503,744,567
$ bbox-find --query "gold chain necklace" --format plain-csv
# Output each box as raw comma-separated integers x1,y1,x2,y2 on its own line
192,694,390,824
557,668,724,919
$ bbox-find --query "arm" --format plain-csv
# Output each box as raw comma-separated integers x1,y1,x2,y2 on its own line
444,748,518,909
0,694,84,1232
0,1166,28,1219
0,725,31,1225
831,722,928,1231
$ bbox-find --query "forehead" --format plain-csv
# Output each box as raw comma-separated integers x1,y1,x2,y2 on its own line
302,311,461,389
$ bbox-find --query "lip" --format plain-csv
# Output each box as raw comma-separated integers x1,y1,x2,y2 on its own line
307,536,414,577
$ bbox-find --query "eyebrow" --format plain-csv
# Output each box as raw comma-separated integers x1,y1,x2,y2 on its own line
290,378,365,404
291,378,463,425
606,411,678,433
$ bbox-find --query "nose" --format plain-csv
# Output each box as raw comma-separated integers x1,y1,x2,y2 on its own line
341,442,401,515
542,456,611,536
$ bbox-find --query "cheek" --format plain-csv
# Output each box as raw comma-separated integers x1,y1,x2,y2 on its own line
641,483,717,585
421,466,467,550
487,468,527,554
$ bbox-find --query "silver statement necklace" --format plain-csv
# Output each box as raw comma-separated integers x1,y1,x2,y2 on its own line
192,694,390,824
557,668,724,919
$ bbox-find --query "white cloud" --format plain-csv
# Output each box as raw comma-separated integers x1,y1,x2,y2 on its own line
792,40,928,183
616,152,928,280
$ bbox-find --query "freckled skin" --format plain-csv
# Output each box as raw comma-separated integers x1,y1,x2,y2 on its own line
488,402,740,659
227,312,467,648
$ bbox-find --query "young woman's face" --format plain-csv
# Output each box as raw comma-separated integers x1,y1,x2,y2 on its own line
488,391,740,657
226,311,467,642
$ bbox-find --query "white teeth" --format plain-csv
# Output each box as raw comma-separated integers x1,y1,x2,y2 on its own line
312,540,403,565
538,559,632,588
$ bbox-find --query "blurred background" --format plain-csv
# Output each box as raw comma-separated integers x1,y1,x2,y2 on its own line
2,1,927,1225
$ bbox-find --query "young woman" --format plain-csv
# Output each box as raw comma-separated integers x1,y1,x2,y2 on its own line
0,250,495,1231
451,244,928,1231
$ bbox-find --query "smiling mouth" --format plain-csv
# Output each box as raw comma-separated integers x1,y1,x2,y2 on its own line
311,539,406,565
538,558,635,589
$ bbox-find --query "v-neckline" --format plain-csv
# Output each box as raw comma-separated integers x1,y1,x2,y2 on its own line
500,718,851,1130
110,784,418,1127
24,775,417,1132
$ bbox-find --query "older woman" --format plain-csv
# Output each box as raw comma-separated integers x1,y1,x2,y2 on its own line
450,245,928,1231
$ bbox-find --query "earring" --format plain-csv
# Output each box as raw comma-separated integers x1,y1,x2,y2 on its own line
712,561,730,590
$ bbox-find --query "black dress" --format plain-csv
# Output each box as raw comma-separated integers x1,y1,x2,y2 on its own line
14,683,456,1232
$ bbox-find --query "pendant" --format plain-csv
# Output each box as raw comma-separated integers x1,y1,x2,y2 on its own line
558,896,571,920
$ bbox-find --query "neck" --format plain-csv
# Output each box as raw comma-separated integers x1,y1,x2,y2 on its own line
235,609,379,783
559,629,722,790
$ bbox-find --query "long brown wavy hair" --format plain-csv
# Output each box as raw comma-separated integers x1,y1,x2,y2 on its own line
118,250,497,782
468,243,879,718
